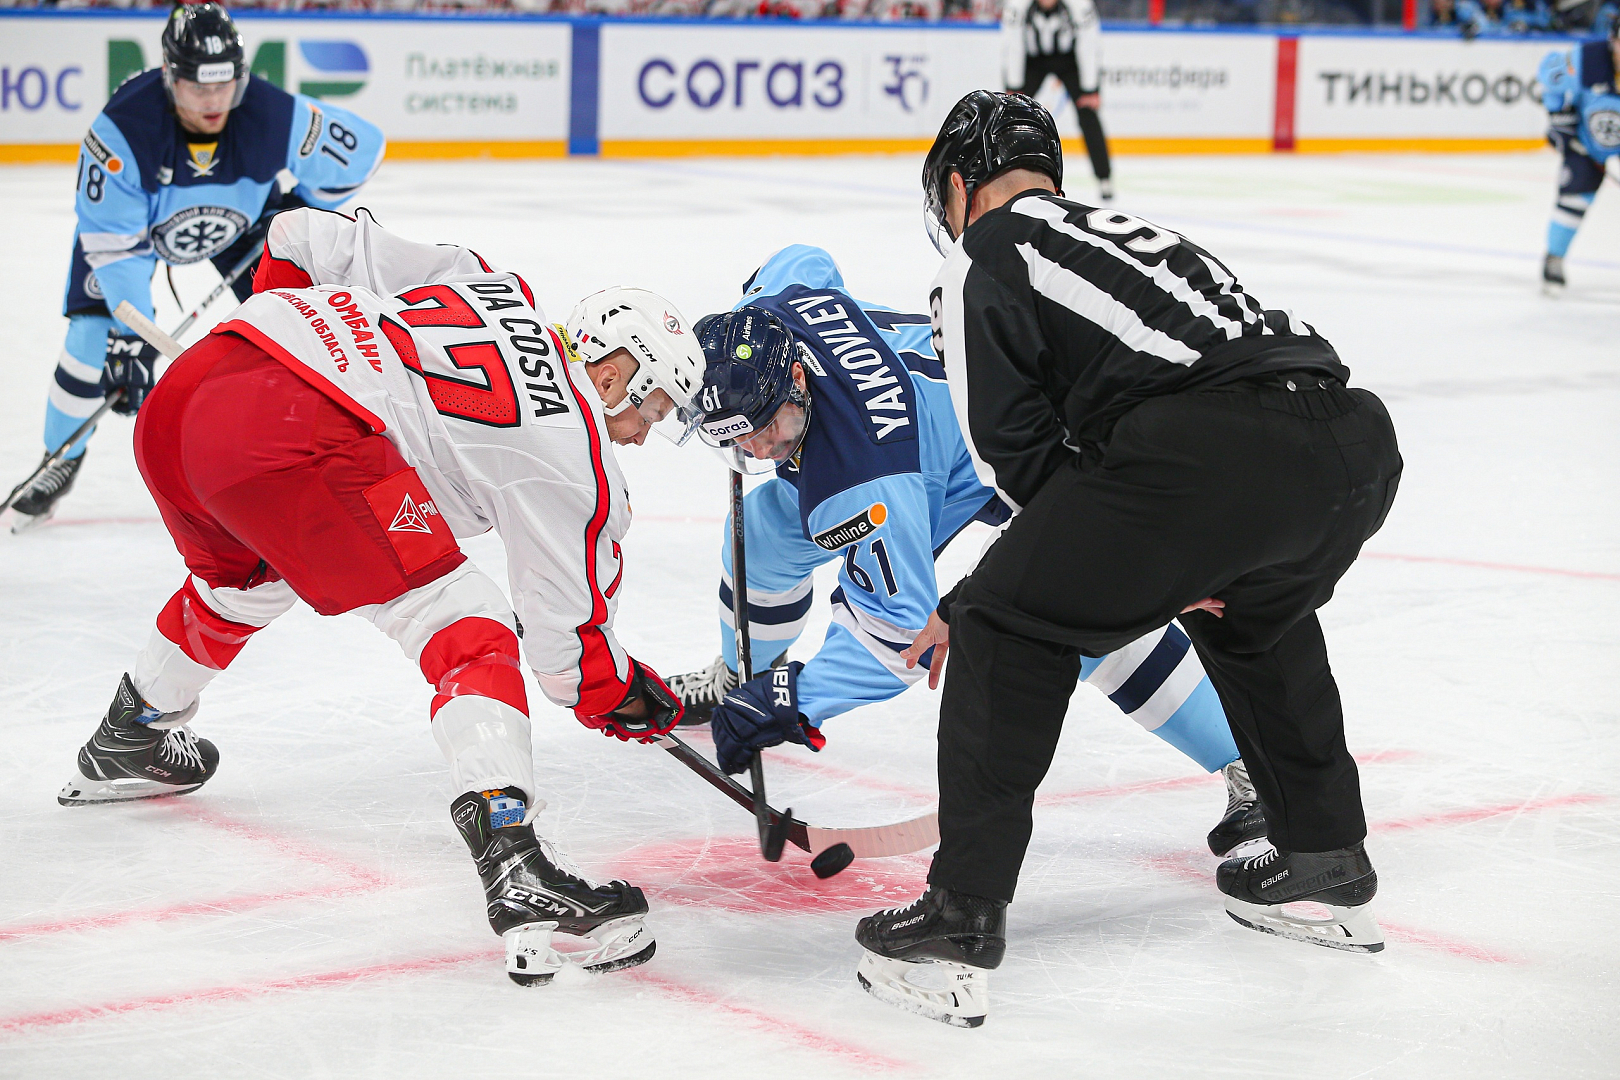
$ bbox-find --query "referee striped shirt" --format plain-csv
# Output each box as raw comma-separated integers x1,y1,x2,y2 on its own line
929,190,1349,512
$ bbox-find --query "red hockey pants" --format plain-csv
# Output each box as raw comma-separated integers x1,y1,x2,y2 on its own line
132,331,524,717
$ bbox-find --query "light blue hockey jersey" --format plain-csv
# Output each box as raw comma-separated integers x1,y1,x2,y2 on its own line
67,69,384,332
714,246,1239,772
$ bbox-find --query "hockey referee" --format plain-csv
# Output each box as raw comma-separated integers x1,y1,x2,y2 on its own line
855,91,1402,1025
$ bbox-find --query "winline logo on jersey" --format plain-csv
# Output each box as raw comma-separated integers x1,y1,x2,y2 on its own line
812,503,887,552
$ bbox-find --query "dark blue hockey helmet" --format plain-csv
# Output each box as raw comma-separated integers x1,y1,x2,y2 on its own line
162,2,249,110
694,306,812,474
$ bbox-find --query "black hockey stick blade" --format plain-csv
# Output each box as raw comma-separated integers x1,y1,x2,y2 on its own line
763,805,792,863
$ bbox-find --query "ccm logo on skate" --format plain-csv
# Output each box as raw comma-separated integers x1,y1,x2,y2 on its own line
812,503,886,551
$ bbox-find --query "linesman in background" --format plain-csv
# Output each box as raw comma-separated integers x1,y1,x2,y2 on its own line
854,91,1402,1027
1002,0,1113,202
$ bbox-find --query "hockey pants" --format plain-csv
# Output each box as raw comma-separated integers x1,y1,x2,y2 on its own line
127,331,534,796
928,380,1401,903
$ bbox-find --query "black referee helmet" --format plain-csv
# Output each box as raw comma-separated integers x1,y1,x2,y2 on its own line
922,90,1064,254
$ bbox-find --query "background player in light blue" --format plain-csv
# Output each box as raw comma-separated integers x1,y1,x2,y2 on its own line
1537,25,1620,294
667,245,1265,856
5,2,383,530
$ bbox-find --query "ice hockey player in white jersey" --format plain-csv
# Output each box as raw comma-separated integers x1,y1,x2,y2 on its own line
55,206,704,985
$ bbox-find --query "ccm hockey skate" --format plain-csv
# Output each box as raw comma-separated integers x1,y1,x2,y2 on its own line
452,788,655,986
855,886,1006,1028
6,450,85,533
1207,758,1268,857
1217,842,1384,953
58,673,219,806
666,651,787,727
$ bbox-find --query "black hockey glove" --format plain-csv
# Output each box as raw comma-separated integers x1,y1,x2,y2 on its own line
710,661,825,775
578,659,683,743
100,330,160,415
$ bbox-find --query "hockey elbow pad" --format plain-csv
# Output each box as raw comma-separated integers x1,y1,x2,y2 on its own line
577,659,683,743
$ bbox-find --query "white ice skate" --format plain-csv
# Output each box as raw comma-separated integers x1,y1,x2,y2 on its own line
1223,896,1385,953
856,950,990,1029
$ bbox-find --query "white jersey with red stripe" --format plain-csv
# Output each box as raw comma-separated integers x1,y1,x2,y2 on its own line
215,206,632,717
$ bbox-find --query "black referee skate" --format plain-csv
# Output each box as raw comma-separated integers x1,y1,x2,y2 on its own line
58,673,219,806
1207,758,1268,857
7,450,85,533
1217,842,1384,953
855,886,1006,1028
451,788,655,986
666,651,787,727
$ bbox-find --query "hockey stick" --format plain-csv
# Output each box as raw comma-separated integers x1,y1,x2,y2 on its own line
651,730,941,861
731,468,791,862
0,248,257,518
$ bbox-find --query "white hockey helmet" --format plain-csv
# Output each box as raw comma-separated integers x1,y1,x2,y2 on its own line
565,287,705,445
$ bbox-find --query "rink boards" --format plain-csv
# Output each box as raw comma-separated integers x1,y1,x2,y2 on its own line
0,11,1564,161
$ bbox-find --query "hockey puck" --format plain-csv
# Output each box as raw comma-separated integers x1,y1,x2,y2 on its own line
811,842,855,879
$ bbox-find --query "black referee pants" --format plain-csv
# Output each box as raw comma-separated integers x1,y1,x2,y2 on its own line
1018,53,1111,182
928,381,1401,903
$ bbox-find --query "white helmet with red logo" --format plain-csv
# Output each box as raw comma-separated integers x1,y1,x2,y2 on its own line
565,287,705,444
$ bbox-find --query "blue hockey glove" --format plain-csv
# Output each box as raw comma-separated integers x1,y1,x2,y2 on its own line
100,331,160,415
710,661,826,775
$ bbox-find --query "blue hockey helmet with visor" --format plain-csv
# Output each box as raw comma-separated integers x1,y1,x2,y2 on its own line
693,307,812,475
922,90,1064,255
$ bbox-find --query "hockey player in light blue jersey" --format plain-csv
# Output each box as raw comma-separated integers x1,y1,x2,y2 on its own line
666,245,1265,856
5,3,383,530
1537,27,1620,294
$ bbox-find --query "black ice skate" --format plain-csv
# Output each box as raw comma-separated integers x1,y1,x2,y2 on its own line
666,651,786,727
1207,758,1268,857
1542,253,1566,296
854,886,1006,1028
1217,842,1384,953
7,450,85,533
58,673,218,806
451,788,655,986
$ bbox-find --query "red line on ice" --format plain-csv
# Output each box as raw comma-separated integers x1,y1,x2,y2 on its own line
0,949,500,1035
1039,749,1417,805
167,801,388,886
628,971,913,1072
1362,551,1620,583
1375,793,1606,832
1378,922,1519,964
0,881,374,943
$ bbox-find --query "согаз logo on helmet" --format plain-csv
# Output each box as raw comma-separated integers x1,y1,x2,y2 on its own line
152,206,250,263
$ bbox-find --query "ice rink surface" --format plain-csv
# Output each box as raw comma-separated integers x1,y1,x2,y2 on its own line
1,151,1617,1078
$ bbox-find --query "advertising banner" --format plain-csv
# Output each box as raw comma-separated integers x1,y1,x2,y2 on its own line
597,23,998,152
0,13,571,153
1068,30,1276,148
1293,34,1560,148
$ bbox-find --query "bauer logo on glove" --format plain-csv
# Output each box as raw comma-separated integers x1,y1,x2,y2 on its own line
710,660,827,775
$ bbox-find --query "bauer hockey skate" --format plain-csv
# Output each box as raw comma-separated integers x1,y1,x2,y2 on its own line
451,788,655,986
6,450,85,533
666,651,786,727
58,673,219,806
1207,758,1268,857
1217,842,1384,953
855,886,1006,1028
